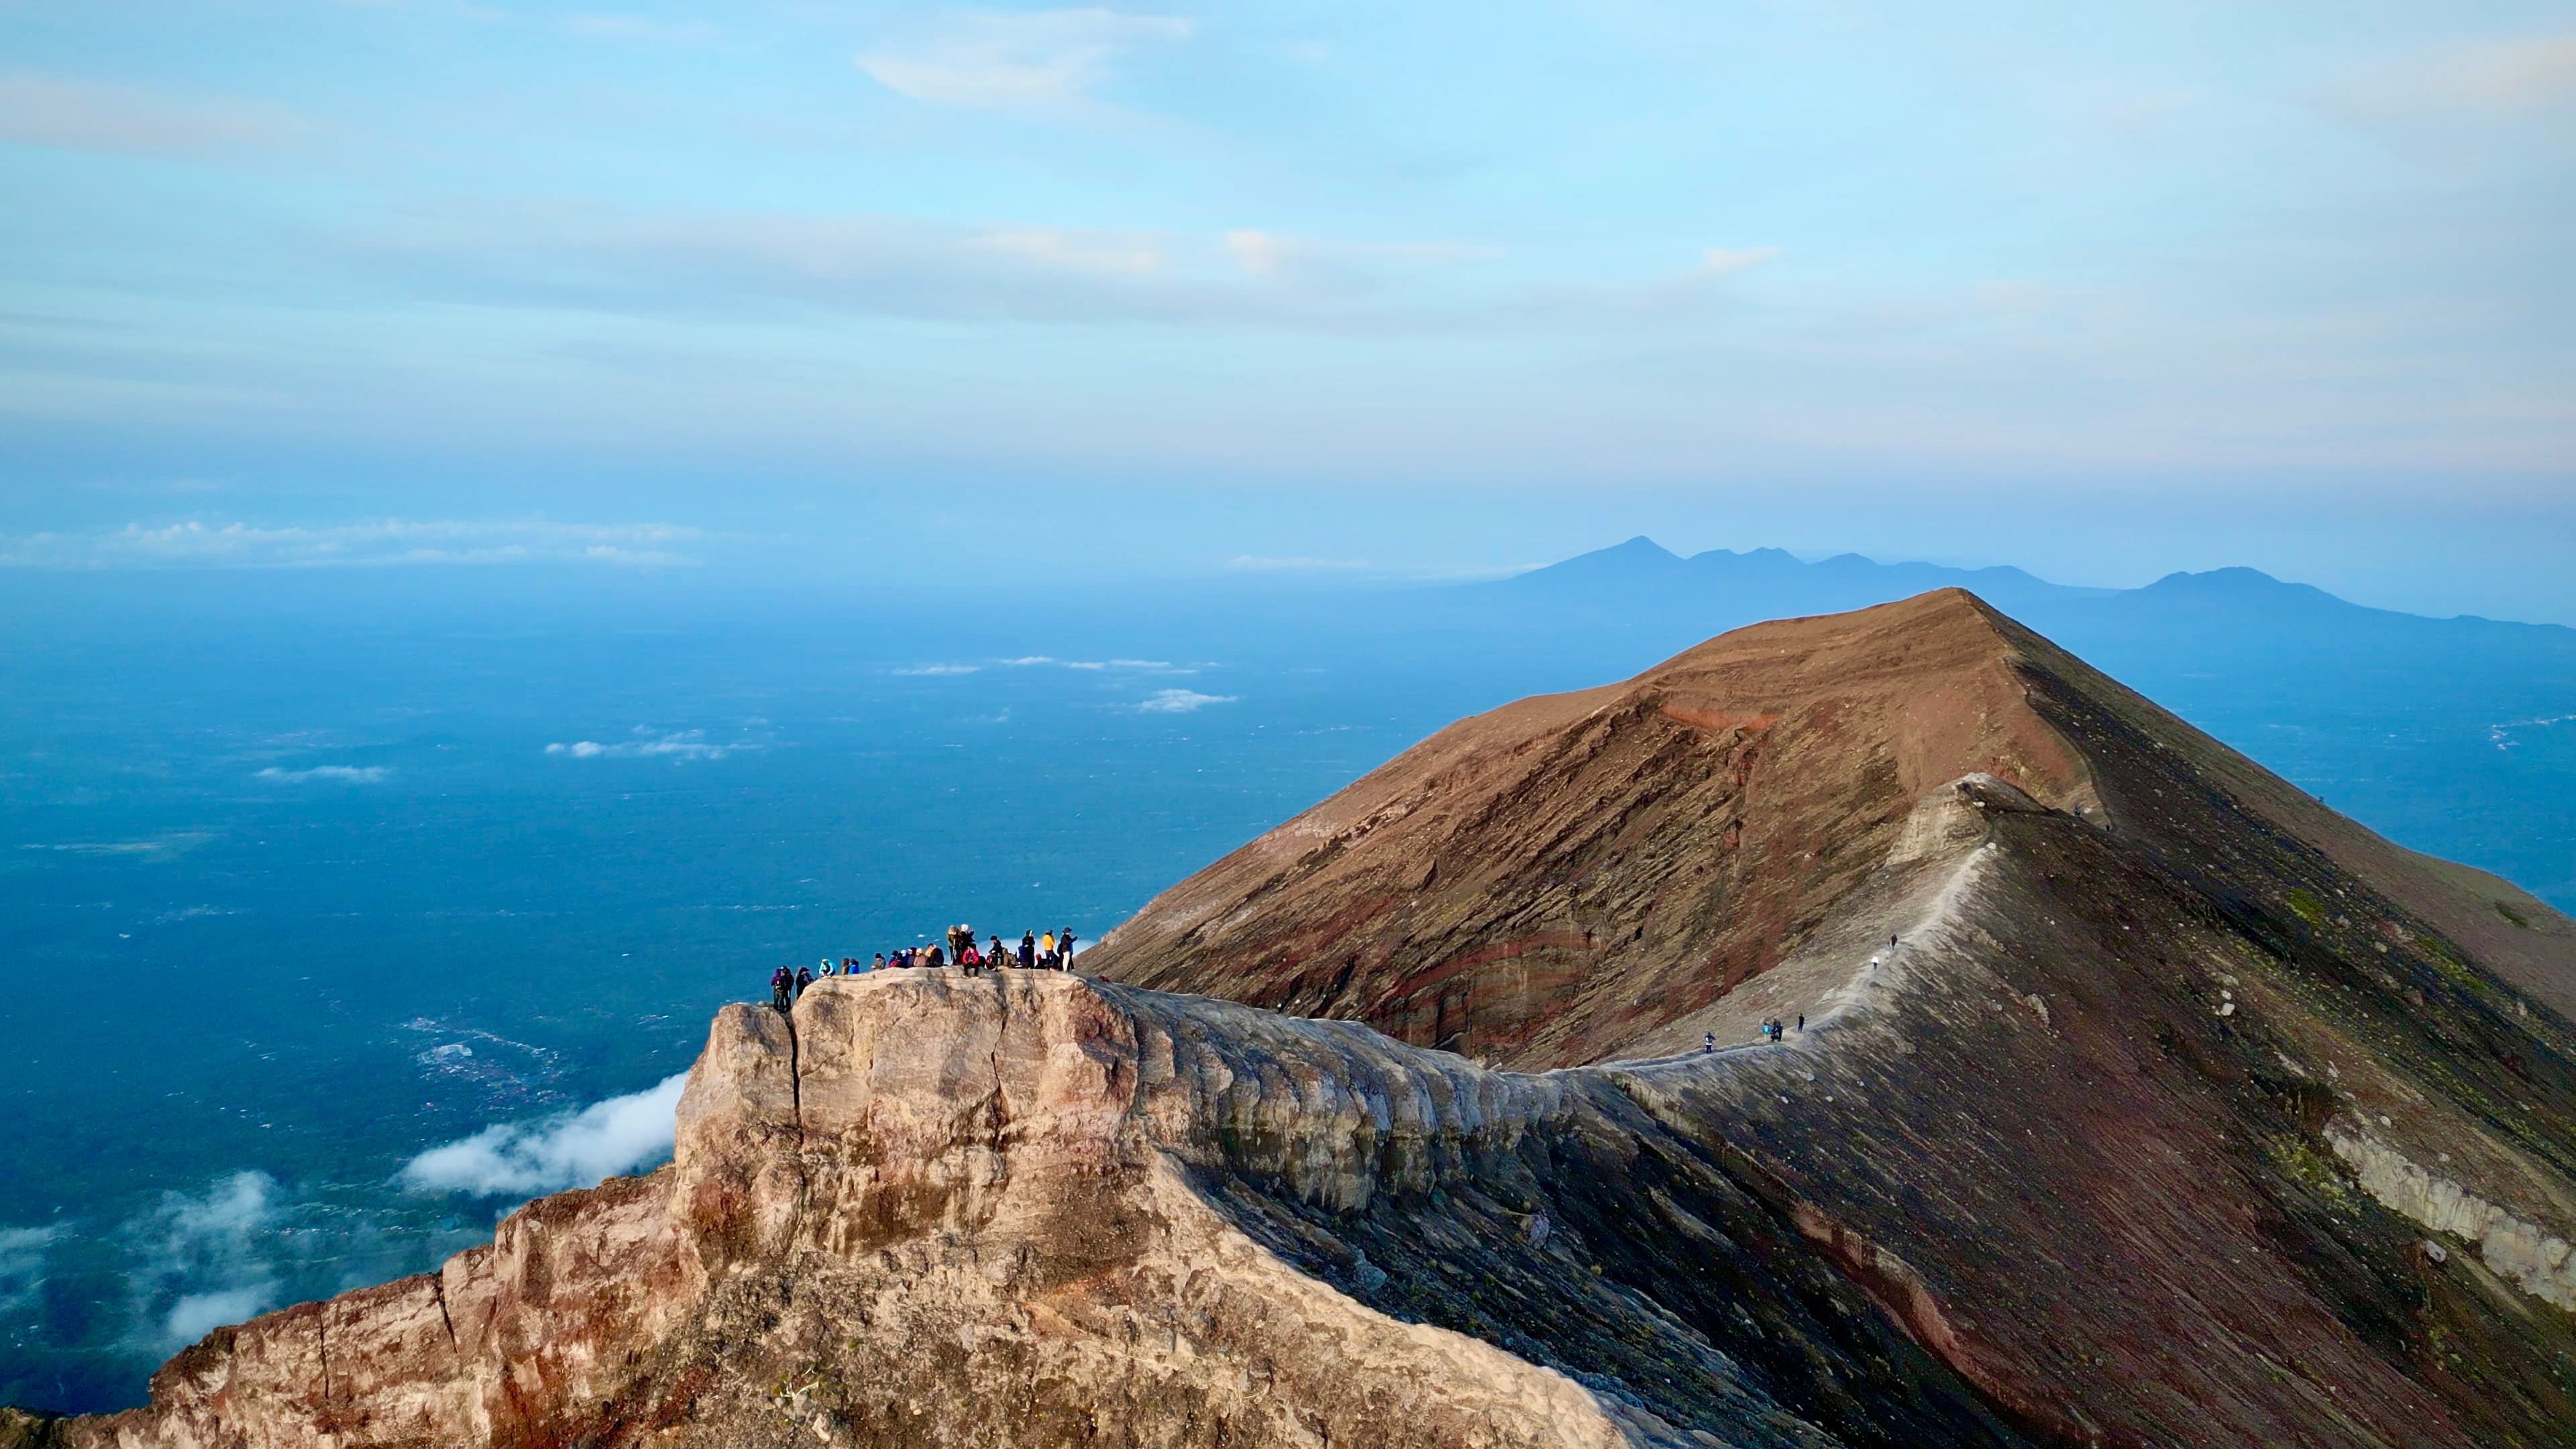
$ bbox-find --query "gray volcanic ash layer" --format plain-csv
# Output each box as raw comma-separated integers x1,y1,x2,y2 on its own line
15,588,2576,1448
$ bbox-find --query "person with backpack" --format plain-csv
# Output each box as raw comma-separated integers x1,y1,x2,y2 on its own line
1020,931,1036,969
871,953,887,972
770,966,793,1012
794,965,814,999
989,934,1008,967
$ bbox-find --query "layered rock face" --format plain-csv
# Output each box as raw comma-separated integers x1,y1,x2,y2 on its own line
22,589,2576,1448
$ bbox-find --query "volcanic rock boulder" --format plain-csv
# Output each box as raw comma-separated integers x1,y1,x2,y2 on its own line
21,588,2576,1448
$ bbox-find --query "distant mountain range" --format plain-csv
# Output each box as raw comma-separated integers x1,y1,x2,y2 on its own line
1483,536,2563,641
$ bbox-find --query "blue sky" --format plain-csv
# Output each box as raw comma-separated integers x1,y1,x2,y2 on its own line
2,1,2571,616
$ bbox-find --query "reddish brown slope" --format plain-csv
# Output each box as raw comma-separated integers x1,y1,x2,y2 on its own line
1087,589,2103,1065
1089,588,2576,1068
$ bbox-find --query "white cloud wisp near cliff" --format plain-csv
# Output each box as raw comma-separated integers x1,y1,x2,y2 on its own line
399,1073,690,1199
131,1173,286,1351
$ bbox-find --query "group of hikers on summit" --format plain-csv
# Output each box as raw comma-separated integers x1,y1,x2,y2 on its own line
767,925,1079,1010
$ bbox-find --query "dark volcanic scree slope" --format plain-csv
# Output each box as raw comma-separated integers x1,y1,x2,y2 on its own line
16,588,2576,1449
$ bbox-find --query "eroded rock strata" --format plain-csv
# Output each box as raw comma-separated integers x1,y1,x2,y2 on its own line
20,588,2576,1448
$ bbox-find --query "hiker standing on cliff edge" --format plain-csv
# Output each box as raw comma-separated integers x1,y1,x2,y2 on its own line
770,966,793,1012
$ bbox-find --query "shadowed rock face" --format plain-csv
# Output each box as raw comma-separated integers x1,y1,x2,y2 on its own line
19,589,2576,1449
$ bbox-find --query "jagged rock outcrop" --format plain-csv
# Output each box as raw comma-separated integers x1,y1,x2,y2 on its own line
20,588,2576,1448
42,965,2023,1449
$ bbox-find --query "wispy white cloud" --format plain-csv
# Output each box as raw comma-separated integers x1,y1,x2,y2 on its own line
0,519,704,570
131,1173,284,1351
544,729,745,761
360,203,1218,321
338,199,1781,337
399,1073,688,1198
857,8,1192,112
256,765,391,784
1136,688,1235,712
2488,712,2576,750
2319,33,2576,120
894,663,981,676
1220,229,1493,282
1002,655,1185,671
0,72,305,156
1695,245,1781,276
975,225,1165,275
164,1285,278,1346
0,1225,66,1316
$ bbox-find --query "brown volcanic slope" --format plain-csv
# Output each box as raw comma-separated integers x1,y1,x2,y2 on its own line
17,588,2576,1449
1087,588,2573,1066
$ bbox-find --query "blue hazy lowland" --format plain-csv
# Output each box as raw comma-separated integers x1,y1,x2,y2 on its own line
3,545,2573,1413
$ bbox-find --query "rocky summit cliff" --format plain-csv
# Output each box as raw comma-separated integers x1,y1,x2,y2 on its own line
17,588,2576,1449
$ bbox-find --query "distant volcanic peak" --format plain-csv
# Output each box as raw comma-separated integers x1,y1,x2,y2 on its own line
1607,533,1679,559
2142,564,2308,596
